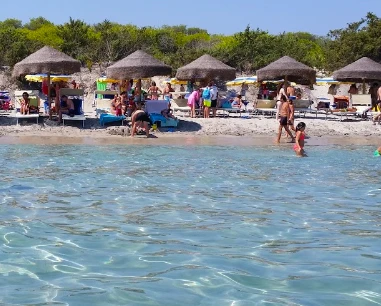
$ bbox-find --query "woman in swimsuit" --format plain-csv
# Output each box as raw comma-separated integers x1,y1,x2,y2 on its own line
148,81,162,100
20,92,30,115
111,94,123,116
287,99,296,134
294,122,307,157
163,82,174,101
276,82,288,120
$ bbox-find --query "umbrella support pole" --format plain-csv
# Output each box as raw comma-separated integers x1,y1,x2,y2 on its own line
362,79,366,94
47,73,52,120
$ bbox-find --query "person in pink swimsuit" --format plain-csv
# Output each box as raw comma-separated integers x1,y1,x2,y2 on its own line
187,88,201,118
294,122,307,157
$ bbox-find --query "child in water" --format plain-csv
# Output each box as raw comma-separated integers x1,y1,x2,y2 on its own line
374,146,381,156
294,122,307,157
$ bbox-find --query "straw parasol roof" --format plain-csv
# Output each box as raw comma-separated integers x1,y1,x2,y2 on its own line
12,46,81,77
175,54,236,81
106,50,172,79
257,56,316,85
332,57,381,82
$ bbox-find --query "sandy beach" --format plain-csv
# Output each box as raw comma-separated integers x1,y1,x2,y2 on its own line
0,113,380,146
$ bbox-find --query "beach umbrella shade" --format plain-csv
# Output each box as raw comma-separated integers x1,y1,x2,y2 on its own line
12,46,81,119
175,54,236,82
25,74,72,83
106,50,172,80
226,76,258,86
106,50,172,102
332,57,381,93
257,56,316,85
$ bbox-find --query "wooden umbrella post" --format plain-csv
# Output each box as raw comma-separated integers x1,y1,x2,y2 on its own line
47,72,52,119
362,78,366,94
138,78,142,104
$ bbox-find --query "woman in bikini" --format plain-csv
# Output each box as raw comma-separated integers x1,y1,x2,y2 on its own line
111,94,123,116
148,81,162,100
294,122,307,157
20,92,30,115
163,82,174,101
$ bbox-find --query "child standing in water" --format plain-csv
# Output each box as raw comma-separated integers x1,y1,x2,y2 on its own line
294,122,307,157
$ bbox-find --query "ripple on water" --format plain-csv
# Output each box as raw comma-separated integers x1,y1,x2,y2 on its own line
0,144,380,305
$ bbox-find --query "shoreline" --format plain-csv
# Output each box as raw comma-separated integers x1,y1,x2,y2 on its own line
1,115,380,146
0,134,379,146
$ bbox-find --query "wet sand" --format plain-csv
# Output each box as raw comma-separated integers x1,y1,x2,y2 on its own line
0,134,379,146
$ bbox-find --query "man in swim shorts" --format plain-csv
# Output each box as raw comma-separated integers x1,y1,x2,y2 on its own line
131,109,150,137
276,95,295,143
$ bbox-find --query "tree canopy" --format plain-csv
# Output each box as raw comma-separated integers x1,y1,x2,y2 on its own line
0,14,380,75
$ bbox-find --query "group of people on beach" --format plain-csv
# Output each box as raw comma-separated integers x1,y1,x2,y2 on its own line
187,82,244,118
275,82,306,156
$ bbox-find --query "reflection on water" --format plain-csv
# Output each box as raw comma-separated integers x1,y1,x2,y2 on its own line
0,144,380,305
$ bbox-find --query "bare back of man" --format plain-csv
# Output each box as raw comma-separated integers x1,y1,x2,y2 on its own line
287,86,295,97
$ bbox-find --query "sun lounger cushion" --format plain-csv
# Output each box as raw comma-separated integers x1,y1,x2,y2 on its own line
99,113,125,126
149,113,179,127
221,101,232,108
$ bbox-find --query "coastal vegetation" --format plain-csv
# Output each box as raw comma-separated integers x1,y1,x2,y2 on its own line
0,13,380,73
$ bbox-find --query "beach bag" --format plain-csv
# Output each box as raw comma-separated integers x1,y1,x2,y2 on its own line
202,87,211,100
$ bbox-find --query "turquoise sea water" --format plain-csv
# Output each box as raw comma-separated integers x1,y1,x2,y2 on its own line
0,144,380,306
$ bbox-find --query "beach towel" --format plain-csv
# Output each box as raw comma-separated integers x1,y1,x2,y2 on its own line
99,113,126,126
72,99,83,115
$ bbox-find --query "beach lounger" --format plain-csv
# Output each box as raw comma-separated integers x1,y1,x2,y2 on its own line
60,88,86,128
11,90,40,125
217,101,242,117
294,99,313,117
94,90,118,116
332,109,358,121
145,100,179,127
350,94,372,117
254,99,277,116
171,98,191,116
99,113,126,126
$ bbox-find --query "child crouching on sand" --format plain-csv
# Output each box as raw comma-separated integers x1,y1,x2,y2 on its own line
294,122,307,157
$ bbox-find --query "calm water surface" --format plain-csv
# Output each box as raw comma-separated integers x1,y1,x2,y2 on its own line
0,144,380,306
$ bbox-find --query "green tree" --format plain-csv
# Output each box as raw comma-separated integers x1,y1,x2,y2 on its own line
0,28,32,66
58,17,97,63
24,17,53,30
0,18,22,29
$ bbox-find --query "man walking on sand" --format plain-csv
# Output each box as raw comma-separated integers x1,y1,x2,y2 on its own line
277,95,295,143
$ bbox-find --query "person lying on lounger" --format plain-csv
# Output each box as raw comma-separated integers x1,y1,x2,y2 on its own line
161,103,176,120
59,95,75,123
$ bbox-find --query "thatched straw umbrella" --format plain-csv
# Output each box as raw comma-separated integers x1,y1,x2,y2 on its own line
333,57,381,94
106,50,172,102
257,56,316,85
175,54,236,83
12,46,81,119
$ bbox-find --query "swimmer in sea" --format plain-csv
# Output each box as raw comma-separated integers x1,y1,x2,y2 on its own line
294,122,307,157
